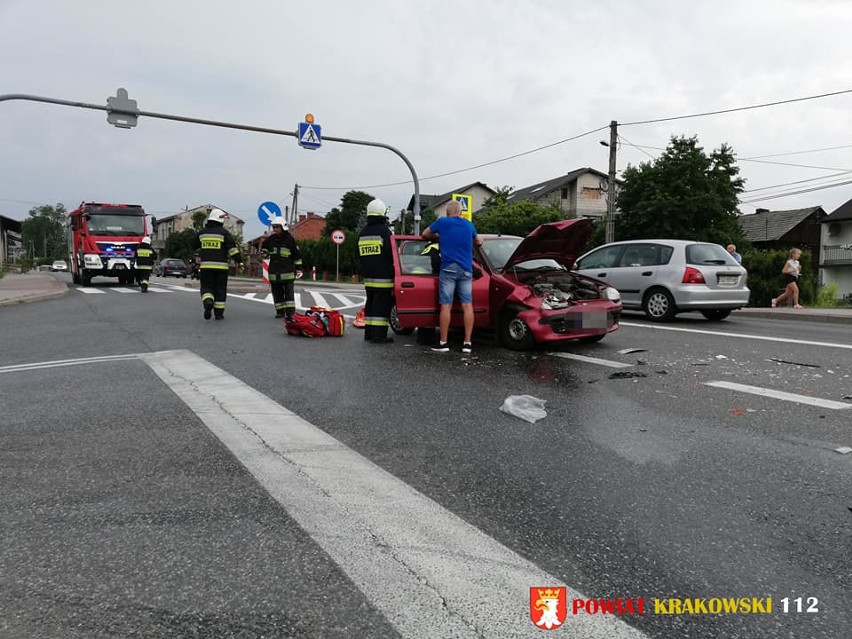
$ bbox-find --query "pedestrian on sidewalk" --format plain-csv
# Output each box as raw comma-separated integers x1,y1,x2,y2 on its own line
191,208,243,320
134,236,156,292
357,199,395,344
261,217,302,318
772,248,803,309
422,200,483,353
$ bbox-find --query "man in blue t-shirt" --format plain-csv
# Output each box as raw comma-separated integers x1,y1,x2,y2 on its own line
422,200,483,353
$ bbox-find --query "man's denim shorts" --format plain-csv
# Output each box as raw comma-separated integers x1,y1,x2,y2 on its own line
438,262,473,305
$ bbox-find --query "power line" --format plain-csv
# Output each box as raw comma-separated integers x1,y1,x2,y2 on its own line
621,88,852,126
742,143,852,160
300,125,609,191
742,171,852,194
740,177,852,203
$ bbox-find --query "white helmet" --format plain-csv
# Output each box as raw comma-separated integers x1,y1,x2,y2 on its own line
271,216,288,230
141,236,151,245
207,208,228,224
366,198,390,217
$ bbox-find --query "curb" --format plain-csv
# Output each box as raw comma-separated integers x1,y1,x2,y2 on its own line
734,309,852,325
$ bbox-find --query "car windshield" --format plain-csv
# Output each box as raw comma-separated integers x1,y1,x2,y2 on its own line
86,213,145,237
480,238,565,273
165,260,184,266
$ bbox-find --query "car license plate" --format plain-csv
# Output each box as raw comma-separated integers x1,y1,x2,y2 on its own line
718,275,738,285
581,311,609,329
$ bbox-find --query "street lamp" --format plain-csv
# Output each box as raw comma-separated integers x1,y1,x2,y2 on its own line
600,120,618,243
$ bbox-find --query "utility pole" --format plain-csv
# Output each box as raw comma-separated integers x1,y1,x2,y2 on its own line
604,120,618,244
400,209,406,234
291,184,299,225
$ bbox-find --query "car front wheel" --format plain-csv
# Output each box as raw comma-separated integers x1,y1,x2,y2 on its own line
500,310,535,351
643,288,677,321
701,309,731,321
389,305,415,335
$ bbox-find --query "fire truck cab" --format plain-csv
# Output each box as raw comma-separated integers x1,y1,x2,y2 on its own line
67,202,155,286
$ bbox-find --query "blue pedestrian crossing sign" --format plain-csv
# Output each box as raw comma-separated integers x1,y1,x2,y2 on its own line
298,116,322,150
258,201,281,226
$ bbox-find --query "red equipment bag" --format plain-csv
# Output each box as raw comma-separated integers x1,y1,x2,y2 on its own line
308,306,345,337
285,313,327,338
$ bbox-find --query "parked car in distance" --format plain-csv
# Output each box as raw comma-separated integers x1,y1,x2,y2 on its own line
573,239,749,321
390,219,622,350
51,260,68,272
157,258,189,278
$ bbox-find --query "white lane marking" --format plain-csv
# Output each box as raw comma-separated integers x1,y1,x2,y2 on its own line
331,292,366,309
309,291,330,308
0,353,141,374
76,288,106,294
140,349,645,639
294,292,302,308
705,381,852,410
619,321,852,351
111,287,137,293
146,287,174,293
548,352,633,368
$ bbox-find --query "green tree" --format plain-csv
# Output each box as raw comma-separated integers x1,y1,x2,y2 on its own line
616,135,746,245
21,203,67,261
482,185,514,208
164,228,196,261
475,200,563,237
393,206,437,234
323,190,374,236
191,210,208,230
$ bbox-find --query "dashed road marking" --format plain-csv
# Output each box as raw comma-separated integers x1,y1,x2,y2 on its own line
548,352,633,368
704,381,852,410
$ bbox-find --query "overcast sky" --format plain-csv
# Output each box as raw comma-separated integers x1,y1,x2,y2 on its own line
2,0,852,240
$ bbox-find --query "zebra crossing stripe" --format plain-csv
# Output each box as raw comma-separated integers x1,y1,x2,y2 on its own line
76,288,106,294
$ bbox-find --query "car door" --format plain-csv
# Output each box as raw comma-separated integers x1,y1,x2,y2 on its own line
609,243,668,307
574,244,629,300
393,238,490,329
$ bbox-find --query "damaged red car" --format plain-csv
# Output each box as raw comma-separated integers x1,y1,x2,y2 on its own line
390,219,622,350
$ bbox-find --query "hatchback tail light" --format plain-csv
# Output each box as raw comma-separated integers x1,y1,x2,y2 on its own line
682,267,706,284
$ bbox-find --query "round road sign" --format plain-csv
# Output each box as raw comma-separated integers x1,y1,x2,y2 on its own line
331,229,346,245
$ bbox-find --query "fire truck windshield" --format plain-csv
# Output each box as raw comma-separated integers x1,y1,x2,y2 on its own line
86,213,145,236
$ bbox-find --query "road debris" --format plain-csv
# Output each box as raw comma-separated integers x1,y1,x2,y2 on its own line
608,371,647,379
617,348,647,355
835,447,852,455
500,395,547,423
768,358,821,368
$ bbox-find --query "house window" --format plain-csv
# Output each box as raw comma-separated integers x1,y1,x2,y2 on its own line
560,187,568,199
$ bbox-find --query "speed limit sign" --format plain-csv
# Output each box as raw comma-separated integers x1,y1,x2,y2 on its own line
331,229,346,245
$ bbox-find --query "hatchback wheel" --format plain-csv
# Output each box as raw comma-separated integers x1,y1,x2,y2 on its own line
500,310,535,351
700,309,731,321
389,305,414,335
643,288,677,321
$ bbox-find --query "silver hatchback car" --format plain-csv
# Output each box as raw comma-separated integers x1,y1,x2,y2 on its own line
573,240,749,321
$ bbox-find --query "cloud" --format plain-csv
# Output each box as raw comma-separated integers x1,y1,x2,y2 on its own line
3,0,852,242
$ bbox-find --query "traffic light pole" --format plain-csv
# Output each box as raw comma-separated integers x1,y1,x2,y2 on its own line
0,90,421,229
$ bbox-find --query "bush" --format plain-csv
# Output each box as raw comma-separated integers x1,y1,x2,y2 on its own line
814,282,839,307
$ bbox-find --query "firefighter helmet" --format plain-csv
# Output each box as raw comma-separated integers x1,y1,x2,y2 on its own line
141,236,151,245
207,208,228,224
366,198,390,217
271,216,288,230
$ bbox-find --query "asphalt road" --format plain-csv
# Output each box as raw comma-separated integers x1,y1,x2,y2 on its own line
1,278,849,638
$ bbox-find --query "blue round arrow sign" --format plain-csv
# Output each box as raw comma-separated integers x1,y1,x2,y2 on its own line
258,201,281,226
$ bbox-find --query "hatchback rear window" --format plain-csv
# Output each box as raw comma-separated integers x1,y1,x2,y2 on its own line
685,243,736,265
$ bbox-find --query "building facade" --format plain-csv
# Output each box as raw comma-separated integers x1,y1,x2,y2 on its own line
153,205,244,254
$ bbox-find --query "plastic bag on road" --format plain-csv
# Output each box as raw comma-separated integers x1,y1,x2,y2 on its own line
500,395,547,423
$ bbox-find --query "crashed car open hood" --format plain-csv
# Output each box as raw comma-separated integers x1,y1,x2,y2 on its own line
502,219,595,271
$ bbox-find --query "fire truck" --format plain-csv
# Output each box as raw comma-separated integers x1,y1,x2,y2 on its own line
67,202,156,286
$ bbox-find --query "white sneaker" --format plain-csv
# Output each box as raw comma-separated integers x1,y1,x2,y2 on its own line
462,342,472,354
431,342,450,353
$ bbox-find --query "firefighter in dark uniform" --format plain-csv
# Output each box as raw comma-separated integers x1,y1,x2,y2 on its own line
358,198,395,343
421,240,441,275
191,208,242,320
135,236,157,293
261,217,303,318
